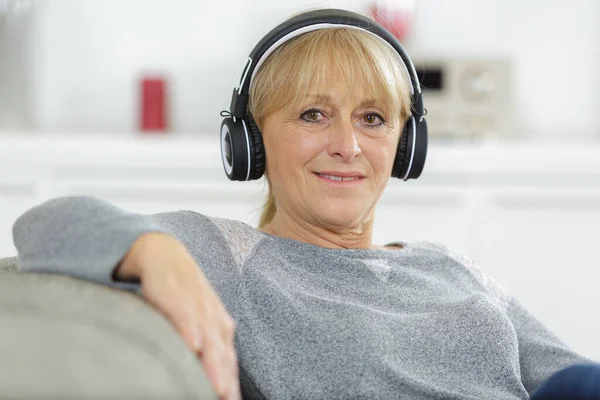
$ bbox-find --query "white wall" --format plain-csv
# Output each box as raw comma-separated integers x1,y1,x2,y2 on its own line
26,0,366,133
408,0,600,141
14,0,600,139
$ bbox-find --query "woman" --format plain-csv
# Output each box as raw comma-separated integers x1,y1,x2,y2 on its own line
12,8,597,400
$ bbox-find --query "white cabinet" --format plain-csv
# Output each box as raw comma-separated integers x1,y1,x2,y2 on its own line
50,153,267,226
1,133,600,359
0,181,38,258
478,188,600,358
374,185,474,253
0,160,45,257
57,180,265,226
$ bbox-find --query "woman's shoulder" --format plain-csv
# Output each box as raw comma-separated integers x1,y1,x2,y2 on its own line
152,210,266,267
203,215,266,266
207,215,262,242
153,210,260,240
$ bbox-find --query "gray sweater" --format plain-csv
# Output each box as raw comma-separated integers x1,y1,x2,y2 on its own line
12,196,590,399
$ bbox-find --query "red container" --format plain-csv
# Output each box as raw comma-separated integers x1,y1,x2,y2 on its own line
140,76,168,132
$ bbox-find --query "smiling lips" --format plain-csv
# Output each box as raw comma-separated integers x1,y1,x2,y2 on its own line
314,171,366,184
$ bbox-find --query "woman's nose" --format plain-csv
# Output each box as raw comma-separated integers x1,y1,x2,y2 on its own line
327,119,362,162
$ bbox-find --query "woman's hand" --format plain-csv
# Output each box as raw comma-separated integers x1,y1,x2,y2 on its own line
116,232,241,400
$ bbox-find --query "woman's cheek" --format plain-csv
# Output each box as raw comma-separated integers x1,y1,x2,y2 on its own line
365,138,393,166
383,135,400,164
292,134,324,161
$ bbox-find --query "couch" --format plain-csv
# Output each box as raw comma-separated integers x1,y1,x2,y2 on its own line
0,256,216,399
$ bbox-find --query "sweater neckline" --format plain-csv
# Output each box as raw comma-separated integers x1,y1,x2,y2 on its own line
258,230,410,258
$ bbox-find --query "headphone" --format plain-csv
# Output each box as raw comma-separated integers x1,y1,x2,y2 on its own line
220,8,428,182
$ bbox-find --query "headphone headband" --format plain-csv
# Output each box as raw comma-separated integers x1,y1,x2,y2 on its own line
230,8,424,121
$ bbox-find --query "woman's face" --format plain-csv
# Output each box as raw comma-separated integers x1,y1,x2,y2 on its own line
260,72,402,231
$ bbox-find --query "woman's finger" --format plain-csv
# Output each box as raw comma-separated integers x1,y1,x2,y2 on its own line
178,318,203,354
200,336,228,396
201,331,240,397
225,348,241,399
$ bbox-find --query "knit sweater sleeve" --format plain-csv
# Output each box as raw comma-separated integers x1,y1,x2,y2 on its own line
12,196,171,289
439,243,593,394
11,196,248,311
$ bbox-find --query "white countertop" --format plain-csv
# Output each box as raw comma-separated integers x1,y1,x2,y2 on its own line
2,132,600,176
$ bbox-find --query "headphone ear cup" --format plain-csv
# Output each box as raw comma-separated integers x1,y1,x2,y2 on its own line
392,117,413,179
247,114,266,180
220,117,250,181
411,117,428,179
392,116,428,180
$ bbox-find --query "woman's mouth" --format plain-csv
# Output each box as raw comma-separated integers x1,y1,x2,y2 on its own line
313,171,366,185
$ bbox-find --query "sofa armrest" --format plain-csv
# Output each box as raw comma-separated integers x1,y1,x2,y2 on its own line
0,269,217,399
0,256,18,271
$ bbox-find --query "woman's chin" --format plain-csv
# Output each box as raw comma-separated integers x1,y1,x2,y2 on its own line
311,201,369,229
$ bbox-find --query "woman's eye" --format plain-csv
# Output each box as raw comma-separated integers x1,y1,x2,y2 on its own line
363,113,384,125
301,109,323,122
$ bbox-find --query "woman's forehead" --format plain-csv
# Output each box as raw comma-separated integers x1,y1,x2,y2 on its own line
295,72,391,107
301,92,385,108
276,68,403,118
304,61,397,99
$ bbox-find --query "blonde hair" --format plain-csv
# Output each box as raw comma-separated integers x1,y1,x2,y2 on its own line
248,27,413,230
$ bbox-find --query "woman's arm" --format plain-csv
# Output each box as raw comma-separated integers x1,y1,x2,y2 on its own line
436,242,593,395
13,195,246,310
12,196,172,289
13,195,242,290
506,297,593,394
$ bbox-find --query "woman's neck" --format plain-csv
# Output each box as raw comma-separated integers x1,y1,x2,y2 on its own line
261,211,380,250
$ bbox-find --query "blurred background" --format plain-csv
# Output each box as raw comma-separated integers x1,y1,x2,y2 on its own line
1,0,599,138
1,0,600,359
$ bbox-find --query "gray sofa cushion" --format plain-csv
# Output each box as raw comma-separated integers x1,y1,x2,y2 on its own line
0,263,216,399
